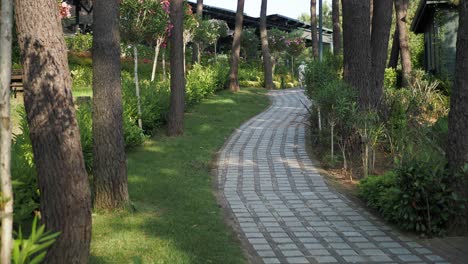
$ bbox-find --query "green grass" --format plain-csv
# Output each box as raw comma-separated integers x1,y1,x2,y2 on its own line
90,88,270,264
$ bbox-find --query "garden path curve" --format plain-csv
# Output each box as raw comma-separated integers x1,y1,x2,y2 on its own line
217,89,448,264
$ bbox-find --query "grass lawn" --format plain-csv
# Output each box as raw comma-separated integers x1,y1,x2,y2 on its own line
90,88,270,264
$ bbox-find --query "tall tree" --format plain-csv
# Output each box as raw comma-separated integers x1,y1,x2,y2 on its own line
395,0,412,87
388,23,400,69
228,0,245,92
194,0,203,63
342,0,371,109
260,0,274,89
92,0,129,210
168,0,185,136
14,0,92,262
448,0,468,234
370,0,393,108
310,0,319,58
332,0,341,54
0,0,14,261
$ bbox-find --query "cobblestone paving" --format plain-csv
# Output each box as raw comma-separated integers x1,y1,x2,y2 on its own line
217,89,449,264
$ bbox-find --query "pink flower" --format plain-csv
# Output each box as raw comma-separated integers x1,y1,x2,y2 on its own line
59,2,72,19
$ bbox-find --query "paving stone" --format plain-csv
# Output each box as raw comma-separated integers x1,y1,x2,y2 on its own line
258,250,277,257
262,257,281,264
343,255,370,263
313,256,338,263
285,257,309,264
281,249,303,257
335,249,358,256
397,254,422,262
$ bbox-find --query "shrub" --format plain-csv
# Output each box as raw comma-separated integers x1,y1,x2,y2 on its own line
186,64,217,106
393,158,459,235
384,68,398,90
70,65,93,91
358,172,399,216
304,55,341,101
65,33,93,53
358,158,461,236
212,60,230,90
122,72,170,134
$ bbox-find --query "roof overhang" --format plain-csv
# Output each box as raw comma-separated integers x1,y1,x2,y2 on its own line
411,0,454,33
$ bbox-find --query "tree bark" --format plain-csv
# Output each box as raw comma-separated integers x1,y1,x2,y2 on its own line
14,0,92,262
342,0,372,109
310,0,319,58
134,46,143,129
162,49,167,81
332,0,341,54
168,0,185,136
260,0,274,90
395,0,412,87
194,0,203,64
448,0,468,235
388,23,400,69
92,0,129,210
0,0,14,262
229,0,245,92
370,0,393,108
151,38,163,82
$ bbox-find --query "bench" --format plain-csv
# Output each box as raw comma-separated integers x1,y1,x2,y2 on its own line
10,68,23,98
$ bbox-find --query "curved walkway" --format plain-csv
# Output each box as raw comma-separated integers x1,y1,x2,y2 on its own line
217,89,448,264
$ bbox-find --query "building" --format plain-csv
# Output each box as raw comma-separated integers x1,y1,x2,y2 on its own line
411,0,459,79
188,2,333,51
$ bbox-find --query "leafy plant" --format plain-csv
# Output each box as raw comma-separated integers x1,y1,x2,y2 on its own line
12,216,60,264
65,33,93,53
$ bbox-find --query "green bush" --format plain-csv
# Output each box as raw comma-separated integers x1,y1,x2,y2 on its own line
65,33,93,53
394,158,458,235
304,55,341,100
122,72,170,134
358,158,461,235
70,65,93,91
358,172,399,216
384,68,398,90
186,64,217,106
212,60,230,90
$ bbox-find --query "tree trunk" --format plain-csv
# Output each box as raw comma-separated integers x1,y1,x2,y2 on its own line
0,0,14,262
448,0,468,235
134,46,143,129
310,0,319,58
92,0,129,210
229,0,245,92
332,0,341,54
395,0,412,87
342,0,372,109
14,0,92,262
260,0,274,90
168,0,185,136
162,49,167,81
370,0,393,109
194,0,203,64
388,23,400,69
151,38,163,82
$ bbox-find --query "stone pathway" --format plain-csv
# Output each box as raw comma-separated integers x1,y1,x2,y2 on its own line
217,89,449,264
